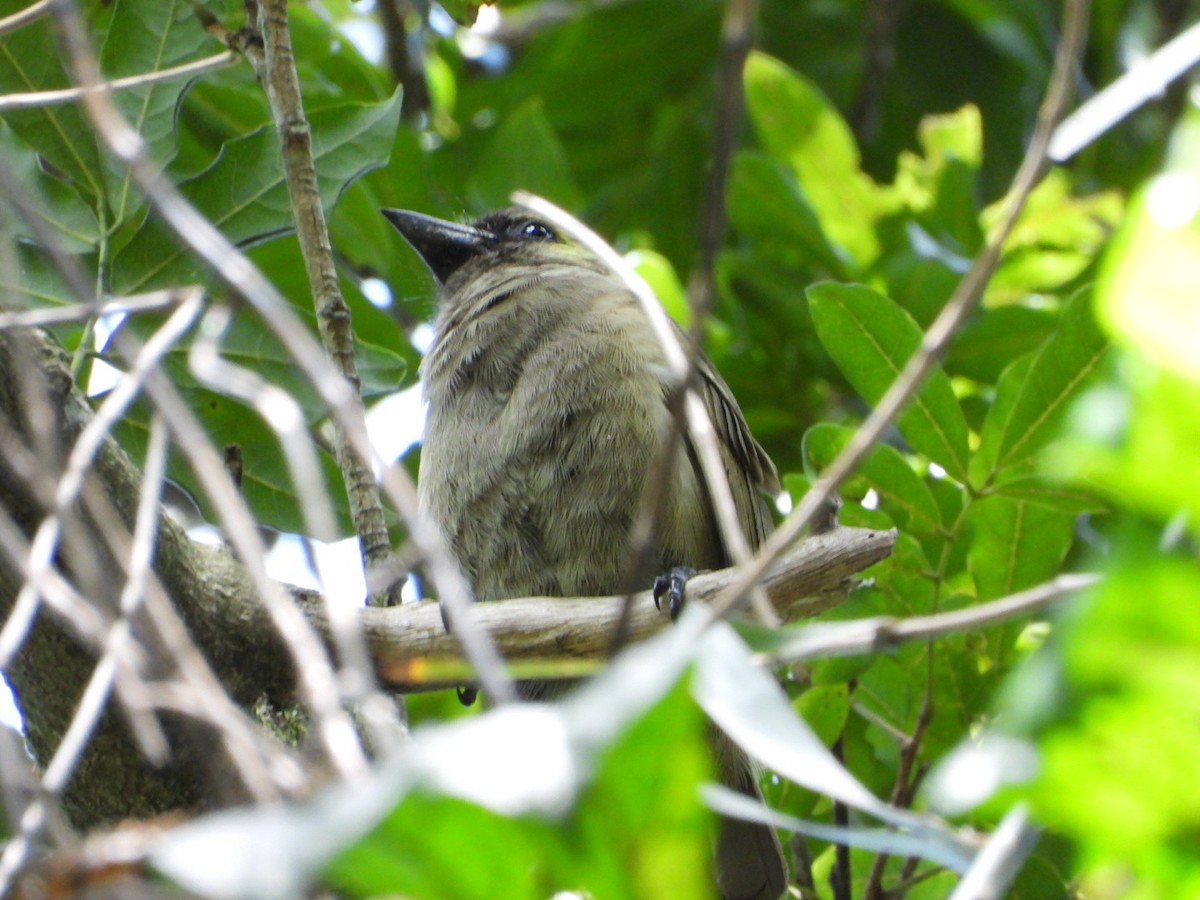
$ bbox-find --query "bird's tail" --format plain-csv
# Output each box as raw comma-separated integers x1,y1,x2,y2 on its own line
713,731,788,900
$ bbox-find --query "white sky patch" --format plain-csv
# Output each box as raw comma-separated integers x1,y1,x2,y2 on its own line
311,536,369,608
0,678,22,732
360,277,392,309
86,312,125,397
338,18,384,64
928,461,947,480
862,488,880,510
1146,171,1200,228
471,4,501,36
367,383,427,465
410,322,437,354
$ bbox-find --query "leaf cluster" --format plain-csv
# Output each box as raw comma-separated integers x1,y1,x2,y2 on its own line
2,1,1199,898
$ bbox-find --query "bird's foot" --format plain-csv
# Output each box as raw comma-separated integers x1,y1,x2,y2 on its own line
653,566,697,621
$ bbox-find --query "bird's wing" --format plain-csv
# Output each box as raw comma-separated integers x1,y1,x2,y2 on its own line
692,353,780,551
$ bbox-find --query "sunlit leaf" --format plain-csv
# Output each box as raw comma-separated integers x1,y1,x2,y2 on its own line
807,282,971,482
743,52,882,267
971,290,1110,488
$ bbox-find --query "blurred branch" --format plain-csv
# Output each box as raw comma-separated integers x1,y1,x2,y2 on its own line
850,0,907,142
0,0,51,35
758,573,1100,666
377,0,430,119
1050,15,1200,161
692,0,754,317
0,329,298,835
0,50,235,110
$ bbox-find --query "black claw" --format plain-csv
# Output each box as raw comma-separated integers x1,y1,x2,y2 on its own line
457,686,478,707
653,566,697,621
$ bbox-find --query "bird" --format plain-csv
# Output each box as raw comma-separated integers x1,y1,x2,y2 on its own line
384,205,788,900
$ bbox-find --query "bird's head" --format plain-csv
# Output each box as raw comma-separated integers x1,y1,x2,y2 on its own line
382,207,597,291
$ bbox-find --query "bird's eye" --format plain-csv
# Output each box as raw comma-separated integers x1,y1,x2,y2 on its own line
519,221,555,241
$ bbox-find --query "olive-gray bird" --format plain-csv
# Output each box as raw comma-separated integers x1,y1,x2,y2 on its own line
384,206,787,900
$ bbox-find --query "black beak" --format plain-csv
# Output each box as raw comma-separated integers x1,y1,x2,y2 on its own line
381,209,495,284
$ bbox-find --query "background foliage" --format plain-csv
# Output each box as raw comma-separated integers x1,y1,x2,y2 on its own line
1,0,1198,897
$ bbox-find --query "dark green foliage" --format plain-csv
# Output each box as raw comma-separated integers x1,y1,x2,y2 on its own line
3,0,1198,896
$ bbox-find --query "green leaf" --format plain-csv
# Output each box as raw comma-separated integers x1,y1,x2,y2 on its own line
793,683,851,749
945,305,1057,384
109,241,407,536
802,423,942,535
0,0,106,202
0,128,100,254
726,152,852,278
890,105,985,254
971,290,1110,488
807,282,971,482
1030,535,1200,890
743,51,881,267
987,476,1106,515
112,89,403,294
100,0,216,225
467,97,583,212
966,495,1074,601
112,383,354,536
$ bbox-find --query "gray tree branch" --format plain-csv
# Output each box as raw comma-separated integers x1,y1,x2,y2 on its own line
0,325,893,827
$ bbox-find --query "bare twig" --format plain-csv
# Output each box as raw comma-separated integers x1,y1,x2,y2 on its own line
692,0,755,318
850,0,907,141
45,0,371,778
757,573,1100,666
0,0,52,36
0,290,196,330
1051,17,1200,161
0,50,236,110
254,0,395,603
947,805,1038,900
0,290,204,669
355,525,894,691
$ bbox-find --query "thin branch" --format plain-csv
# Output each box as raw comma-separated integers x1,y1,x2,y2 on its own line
1050,17,1200,161
849,0,907,142
711,0,1092,619
0,290,195,330
758,573,1100,666
254,0,394,597
0,0,52,36
692,0,755,316
187,305,369,673
947,805,1038,900
0,291,204,669
352,525,895,692
0,50,236,110
376,0,430,119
